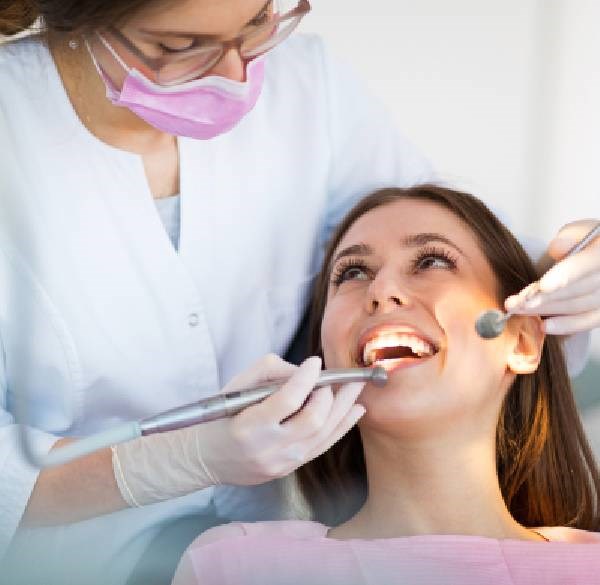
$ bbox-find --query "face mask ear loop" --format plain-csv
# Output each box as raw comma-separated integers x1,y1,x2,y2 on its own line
83,37,107,79
90,32,132,74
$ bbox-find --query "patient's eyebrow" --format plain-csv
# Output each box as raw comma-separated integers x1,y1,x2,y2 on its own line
401,233,465,256
332,243,373,265
332,233,466,266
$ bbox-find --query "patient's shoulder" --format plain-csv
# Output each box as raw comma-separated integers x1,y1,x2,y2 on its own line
173,521,328,585
172,524,248,585
536,526,600,543
241,519,329,538
189,520,328,548
186,522,247,547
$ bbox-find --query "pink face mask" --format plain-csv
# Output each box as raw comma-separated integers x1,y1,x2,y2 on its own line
85,35,265,140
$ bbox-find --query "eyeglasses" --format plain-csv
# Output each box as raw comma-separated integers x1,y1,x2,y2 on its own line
105,0,311,86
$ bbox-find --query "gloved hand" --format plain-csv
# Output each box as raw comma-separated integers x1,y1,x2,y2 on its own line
505,219,600,335
112,355,366,506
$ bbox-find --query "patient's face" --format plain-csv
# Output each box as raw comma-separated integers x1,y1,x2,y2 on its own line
322,199,518,436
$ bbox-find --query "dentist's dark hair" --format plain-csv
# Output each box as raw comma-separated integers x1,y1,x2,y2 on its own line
297,184,600,531
0,0,165,36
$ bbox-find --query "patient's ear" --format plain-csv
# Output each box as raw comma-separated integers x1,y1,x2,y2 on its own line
506,316,545,374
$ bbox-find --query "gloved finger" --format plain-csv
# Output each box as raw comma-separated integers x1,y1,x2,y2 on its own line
279,384,334,437
505,282,542,311
542,308,600,336
538,246,600,295
287,381,365,450
227,382,333,479
246,356,323,423
509,290,600,317
546,219,600,261
305,403,366,462
512,272,600,305
507,247,600,312
223,353,297,394
282,380,364,434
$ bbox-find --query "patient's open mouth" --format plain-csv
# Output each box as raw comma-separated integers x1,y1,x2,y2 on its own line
358,328,439,370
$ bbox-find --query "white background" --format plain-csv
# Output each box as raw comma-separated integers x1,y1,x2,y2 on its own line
300,0,600,452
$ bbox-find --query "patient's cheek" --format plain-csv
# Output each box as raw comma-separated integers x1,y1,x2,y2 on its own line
441,296,510,399
435,289,496,335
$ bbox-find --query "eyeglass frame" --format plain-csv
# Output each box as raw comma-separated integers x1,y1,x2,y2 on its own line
102,0,311,84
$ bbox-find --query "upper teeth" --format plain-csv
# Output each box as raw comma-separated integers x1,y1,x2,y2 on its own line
362,333,436,365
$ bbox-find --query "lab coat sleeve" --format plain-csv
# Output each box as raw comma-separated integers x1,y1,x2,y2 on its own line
561,331,591,379
211,478,289,524
0,340,60,559
318,38,436,247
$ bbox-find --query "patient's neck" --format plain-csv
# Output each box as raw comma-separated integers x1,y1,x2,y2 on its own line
329,425,536,541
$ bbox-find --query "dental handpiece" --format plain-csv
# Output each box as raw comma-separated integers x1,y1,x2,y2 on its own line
476,222,600,339
138,366,388,436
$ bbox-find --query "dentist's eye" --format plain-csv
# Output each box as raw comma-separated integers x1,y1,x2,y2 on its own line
331,260,372,287
159,40,197,54
249,2,273,26
412,246,458,272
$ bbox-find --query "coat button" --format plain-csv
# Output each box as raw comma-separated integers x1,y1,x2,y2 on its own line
188,313,200,327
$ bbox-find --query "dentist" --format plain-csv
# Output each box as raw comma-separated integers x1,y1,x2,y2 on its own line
0,1,598,584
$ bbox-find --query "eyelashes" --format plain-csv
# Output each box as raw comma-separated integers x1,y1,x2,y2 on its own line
331,258,372,287
412,246,458,272
330,246,458,287
159,41,198,54
249,4,272,26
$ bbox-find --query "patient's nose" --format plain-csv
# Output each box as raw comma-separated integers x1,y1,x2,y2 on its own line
365,274,410,315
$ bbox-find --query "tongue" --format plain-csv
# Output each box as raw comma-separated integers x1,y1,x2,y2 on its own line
374,346,418,361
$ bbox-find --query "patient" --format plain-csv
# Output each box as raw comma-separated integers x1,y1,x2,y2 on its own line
173,185,600,585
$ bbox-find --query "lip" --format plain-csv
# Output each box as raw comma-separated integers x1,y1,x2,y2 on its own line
354,322,440,371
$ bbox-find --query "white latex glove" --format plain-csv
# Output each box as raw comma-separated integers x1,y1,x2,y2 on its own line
112,355,366,506
505,219,600,335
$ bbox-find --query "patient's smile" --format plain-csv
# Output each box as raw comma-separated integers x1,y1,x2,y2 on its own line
357,324,439,372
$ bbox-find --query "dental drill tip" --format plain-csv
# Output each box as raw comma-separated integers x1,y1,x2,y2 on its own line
475,309,506,339
370,366,388,387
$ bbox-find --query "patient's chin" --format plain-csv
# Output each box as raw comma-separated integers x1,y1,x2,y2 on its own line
359,385,445,431
358,379,490,439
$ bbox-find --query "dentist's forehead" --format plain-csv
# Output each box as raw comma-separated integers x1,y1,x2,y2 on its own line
129,0,269,36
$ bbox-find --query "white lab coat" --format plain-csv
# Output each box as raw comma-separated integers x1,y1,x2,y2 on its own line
0,34,434,583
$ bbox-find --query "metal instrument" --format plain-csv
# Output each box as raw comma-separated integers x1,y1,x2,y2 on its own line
139,366,388,435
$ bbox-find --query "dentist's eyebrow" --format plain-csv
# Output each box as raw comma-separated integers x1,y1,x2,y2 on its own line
138,0,272,39
401,233,466,256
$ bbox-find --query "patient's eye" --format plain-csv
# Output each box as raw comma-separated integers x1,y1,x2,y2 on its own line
331,260,372,287
412,246,457,272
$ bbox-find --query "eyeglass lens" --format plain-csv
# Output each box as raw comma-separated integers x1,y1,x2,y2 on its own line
156,2,306,85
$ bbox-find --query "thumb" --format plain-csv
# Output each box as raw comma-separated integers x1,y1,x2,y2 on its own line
547,220,598,261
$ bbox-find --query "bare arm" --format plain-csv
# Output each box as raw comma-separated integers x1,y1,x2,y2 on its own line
19,438,128,527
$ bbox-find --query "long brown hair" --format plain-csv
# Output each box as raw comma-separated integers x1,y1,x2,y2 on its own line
0,0,163,36
297,184,600,531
